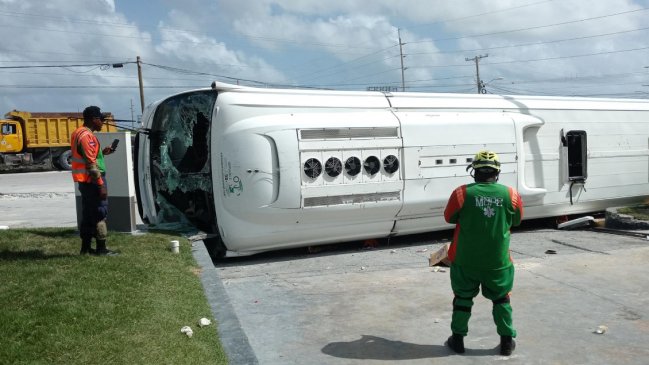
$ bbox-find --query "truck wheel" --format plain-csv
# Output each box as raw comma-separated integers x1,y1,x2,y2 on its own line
57,150,72,170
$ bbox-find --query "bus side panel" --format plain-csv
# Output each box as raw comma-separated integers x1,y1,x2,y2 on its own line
212,110,406,252
393,112,517,235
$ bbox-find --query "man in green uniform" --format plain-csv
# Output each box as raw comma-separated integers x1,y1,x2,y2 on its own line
443,150,523,356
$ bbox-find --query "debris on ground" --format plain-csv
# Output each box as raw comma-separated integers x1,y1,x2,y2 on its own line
429,243,451,267
180,326,193,337
595,325,608,334
545,249,557,254
557,216,594,230
198,318,212,327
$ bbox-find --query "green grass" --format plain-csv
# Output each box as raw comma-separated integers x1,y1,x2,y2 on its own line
617,205,649,221
0,228,228,365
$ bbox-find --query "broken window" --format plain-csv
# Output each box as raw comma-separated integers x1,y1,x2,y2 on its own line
148,90,218,233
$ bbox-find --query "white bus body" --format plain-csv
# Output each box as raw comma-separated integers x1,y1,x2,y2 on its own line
135,82,649,257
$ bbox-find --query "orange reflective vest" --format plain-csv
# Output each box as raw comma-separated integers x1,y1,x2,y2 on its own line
70,126,104,186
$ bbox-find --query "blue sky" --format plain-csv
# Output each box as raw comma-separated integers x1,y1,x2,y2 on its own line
1,0,648,120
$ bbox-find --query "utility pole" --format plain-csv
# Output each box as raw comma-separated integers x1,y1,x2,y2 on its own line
398,28,406,92
137,56,145,113
465,54,488,94
130,99,135,129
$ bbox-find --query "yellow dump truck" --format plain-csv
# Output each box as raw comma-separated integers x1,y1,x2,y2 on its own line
0,110,117,171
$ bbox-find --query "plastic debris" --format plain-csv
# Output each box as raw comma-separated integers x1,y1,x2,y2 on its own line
390,249,397,254
180,326,193,338
360,266,366,270
595,325,608,334
545,249,557,254
0,225,9,230
416,248,428,253
198,318,212,327
431,267,447,273
557,216,594,230
434,318,440,323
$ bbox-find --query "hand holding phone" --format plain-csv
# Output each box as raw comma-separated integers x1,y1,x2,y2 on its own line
110,139,119,152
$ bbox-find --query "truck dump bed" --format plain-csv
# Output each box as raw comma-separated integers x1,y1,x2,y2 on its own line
6,110,116,148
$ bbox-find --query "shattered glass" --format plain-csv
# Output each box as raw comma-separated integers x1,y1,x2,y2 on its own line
148,90,218,233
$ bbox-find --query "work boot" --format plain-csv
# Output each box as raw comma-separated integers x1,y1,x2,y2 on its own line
500,336,516,356
446,333,465,354
95,239,119,256
79,238,95,255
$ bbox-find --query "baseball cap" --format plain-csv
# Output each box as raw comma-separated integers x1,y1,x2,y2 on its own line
83,105,104,121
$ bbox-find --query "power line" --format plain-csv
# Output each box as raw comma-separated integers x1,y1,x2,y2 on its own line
0,62,135,70
0,85,207,89
408,7,649,44
405,26,649,57
407,0,555,29
406,45,649,70
294,44,399,81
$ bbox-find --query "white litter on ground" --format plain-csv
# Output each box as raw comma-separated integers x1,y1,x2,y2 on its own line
595,325,608,334
181,326,193,337
199,318,212,327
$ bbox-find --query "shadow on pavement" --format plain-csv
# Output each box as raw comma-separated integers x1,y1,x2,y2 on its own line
321,334,498,360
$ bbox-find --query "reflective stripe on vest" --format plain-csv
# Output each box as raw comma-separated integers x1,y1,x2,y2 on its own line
70,127,96,184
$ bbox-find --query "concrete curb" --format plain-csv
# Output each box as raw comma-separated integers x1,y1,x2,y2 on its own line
191,241,259,365
605,206,649,230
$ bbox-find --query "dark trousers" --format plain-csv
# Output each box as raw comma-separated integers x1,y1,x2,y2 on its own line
79,180,108,241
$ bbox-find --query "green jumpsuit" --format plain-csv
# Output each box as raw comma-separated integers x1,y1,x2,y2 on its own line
444,182,523,337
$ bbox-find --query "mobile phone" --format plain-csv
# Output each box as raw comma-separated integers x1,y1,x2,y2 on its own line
110,139,119,152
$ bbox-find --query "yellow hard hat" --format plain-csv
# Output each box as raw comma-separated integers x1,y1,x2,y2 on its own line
471,150,500,171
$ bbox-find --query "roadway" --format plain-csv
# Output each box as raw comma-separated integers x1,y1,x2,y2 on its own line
0,171,76,228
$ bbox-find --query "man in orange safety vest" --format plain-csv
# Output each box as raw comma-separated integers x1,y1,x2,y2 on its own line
70,106,118,256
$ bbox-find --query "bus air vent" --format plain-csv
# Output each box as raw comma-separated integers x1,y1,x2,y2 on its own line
303,158,322,179
364,156,381,175
345,156,361,176
325,157,342,177
383,155,399,174
300,127,398,140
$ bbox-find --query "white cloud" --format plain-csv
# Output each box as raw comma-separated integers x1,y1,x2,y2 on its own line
0,0,647,118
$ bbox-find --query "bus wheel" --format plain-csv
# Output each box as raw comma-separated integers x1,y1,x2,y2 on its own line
204,237,226,259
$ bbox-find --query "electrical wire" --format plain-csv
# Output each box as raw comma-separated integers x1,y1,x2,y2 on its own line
408,7,649,44
405,26,649,57
0,61,135,70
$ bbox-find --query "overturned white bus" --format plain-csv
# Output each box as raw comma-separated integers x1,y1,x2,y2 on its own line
135,82,649,257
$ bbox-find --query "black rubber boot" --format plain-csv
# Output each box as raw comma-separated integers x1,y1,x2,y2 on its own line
79,238,95,255
95,239,119,256
447,333,465,354
500,336,516,356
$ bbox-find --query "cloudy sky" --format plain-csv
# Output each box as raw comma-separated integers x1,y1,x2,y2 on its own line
1,0,648,121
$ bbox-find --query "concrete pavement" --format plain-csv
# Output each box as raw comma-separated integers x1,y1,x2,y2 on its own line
197,229,649,365
0,171,77,227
